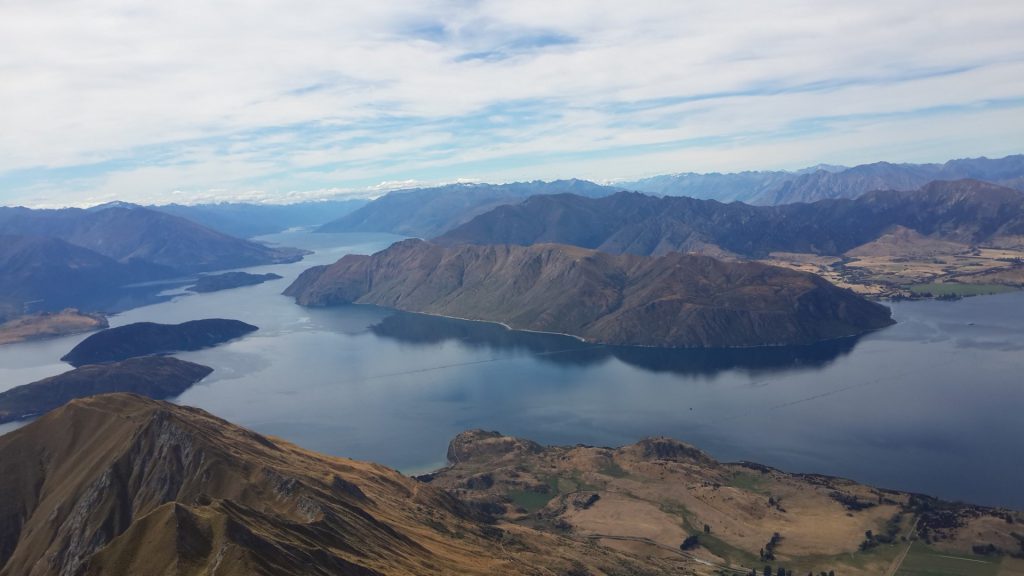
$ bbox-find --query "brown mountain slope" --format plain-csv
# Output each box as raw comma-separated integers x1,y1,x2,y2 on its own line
426,430,1024,576
0,309,107,346
0,394,674,576
285,240,893,348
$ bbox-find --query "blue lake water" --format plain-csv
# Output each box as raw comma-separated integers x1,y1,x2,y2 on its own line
1,230,1022,509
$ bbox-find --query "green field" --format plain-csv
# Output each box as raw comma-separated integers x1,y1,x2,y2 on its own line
507,477,559,512
896,543,1000,576
908,283,1017,297
727,471,769,494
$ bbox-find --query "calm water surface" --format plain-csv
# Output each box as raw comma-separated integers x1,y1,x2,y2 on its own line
1,230,1022,509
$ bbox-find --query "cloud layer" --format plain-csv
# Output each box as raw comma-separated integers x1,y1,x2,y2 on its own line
1,0,1023,206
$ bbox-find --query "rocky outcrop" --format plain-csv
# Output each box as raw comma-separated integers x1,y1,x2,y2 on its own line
447,430,545,465
61,319,258,366
285,240,893,348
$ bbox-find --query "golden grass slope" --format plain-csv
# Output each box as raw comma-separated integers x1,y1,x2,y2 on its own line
426,431,1024,576
0,394,679,576
0,309,107,345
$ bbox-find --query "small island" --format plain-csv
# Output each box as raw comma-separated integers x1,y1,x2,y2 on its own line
0,356,213,423
187,271,283,293
61,318,258,366
0,309,108,346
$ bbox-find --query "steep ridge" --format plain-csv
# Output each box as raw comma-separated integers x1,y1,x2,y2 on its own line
285,240,893,347
437,180,1024,258
0,394,672,576
316,179,618,237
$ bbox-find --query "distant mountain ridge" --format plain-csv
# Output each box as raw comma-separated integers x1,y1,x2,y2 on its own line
312,156,1024,240
0,204,304,273
623,154,1024,204
0,204,305,317
0,235,173,320
285,239,893,348
153,199,368,238
437,179,1024,258
316,179,619,237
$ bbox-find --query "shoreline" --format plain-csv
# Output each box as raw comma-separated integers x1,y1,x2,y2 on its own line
360,304,891,351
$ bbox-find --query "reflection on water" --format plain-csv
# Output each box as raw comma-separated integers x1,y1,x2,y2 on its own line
0,230,1021,510
371,312,862,377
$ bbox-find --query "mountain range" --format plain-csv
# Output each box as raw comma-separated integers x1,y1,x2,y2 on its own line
0,235,173,321
0,204,305,319
436,179,1024,258
316,179,618,238
301,155,1024,241
622,154,1024,204
0,203,304,273
285,239,892,347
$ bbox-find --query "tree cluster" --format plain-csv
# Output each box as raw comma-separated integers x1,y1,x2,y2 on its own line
760,532,782,561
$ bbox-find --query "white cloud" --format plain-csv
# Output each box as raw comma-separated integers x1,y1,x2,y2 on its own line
0,0,1022,205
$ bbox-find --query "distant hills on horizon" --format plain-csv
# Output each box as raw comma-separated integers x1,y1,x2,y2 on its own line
3,153,1023,324
436,179,1024,258
316,179,617,238
310,153,1024,238
0,203,308,321
152,198,368,238
9,153,1021,230
620,153,1024,204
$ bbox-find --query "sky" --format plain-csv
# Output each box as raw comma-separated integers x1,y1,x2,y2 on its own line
1,0,1023,207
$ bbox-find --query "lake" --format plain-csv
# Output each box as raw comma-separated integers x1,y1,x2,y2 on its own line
1,230,1022,509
